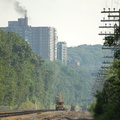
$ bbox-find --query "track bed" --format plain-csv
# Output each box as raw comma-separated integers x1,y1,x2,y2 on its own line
0,110,94,120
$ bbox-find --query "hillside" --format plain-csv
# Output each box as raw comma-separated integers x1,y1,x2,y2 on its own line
44,45,111,109
67,44,110,72
0,30,47,110
0,30,109,111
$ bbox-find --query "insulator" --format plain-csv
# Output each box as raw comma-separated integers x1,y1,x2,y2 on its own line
114,23,117,27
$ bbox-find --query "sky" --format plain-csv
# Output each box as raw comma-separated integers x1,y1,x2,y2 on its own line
0,0,120,47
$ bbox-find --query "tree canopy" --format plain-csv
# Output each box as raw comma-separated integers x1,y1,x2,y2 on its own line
91,27,120,120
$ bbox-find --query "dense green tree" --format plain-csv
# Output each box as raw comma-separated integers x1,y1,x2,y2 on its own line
94,72,120,120
93,26,120,119
0,30,46,109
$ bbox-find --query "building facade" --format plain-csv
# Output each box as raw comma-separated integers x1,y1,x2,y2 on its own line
57,42,67,64
0,17,58,61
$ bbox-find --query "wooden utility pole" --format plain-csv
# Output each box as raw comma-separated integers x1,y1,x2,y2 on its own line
93,8,120,93
99,8,120,57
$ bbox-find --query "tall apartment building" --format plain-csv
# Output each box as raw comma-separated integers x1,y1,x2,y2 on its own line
0,17,58,61
57,42,67,64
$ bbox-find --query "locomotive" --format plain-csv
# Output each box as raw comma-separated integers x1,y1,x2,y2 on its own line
55,93,65,110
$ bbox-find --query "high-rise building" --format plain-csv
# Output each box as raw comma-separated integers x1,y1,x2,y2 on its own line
0,17,58,61
57,42,67,64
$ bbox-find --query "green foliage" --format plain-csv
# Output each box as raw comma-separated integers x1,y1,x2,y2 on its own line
94,60,120,120
67,44,110,71
93,27,120,120
0,30,46,109
0,30,108,111
39,45,107,109
104,27,120,47
42,60,94,109
104,36,115,46
114,49,120,59
87,99,96,114
19,101,36,110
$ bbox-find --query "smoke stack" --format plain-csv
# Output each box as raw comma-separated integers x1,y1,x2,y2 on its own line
25,10,27,18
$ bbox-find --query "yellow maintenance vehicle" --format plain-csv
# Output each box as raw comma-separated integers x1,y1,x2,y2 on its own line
55,93,65,110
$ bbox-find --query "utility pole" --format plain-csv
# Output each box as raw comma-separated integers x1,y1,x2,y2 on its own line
99,8,120,49
92,8,120,93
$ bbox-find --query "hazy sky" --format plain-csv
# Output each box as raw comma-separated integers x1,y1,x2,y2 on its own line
0,0,120,47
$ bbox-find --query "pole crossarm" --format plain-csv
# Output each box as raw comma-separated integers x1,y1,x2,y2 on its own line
108,15,120,17
101,20,119,22
99,33,115,35
99,26,116,28
101,10,120,13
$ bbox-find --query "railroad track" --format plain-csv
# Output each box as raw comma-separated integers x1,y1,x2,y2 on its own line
0,109,56,118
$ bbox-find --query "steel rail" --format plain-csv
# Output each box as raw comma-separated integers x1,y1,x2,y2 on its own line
0,109,56,117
